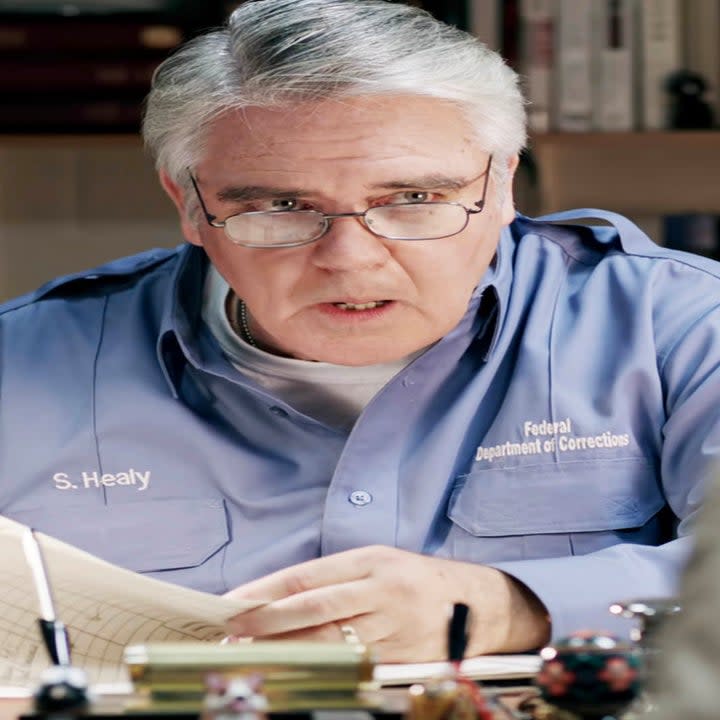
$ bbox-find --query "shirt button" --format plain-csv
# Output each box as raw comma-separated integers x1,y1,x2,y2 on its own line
349,490,372,507
269,406,289,418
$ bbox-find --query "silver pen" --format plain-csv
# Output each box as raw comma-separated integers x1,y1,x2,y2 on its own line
21,527,72,667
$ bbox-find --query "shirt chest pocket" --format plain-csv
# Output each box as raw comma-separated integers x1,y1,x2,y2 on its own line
443,458,665,563
8,498,230,593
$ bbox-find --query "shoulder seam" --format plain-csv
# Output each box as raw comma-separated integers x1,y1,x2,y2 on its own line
0,248,180,318
536,228,720,281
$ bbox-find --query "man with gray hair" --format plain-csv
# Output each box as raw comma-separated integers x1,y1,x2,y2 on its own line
0,0,718,662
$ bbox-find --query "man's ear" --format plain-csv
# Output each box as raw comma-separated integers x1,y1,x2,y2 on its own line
159,169,204,246
499,154,520,226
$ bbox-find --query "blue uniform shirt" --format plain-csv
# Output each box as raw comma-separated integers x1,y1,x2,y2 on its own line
2,209,718,640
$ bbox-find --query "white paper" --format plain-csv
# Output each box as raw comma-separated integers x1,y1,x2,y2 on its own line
0,515,262,688
374,655,541,685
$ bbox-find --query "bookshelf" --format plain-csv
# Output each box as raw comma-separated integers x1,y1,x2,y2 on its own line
530,131,720,215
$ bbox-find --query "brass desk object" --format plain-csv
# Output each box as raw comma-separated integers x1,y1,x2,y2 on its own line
124,641,378,713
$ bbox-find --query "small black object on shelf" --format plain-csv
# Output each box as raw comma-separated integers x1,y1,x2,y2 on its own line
665,69,716,130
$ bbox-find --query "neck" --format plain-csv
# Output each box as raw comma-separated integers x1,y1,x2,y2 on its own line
226,292,298,358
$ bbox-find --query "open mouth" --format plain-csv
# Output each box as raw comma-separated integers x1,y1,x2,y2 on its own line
332,301,389,311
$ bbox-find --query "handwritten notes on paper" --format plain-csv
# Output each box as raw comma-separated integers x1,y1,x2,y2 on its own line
0,515,261,688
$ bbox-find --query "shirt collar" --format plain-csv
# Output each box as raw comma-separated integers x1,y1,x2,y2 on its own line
465,221,516,361
157,244,210,397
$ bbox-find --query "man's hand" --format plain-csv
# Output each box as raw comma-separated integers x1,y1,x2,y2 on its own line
224,546,550,662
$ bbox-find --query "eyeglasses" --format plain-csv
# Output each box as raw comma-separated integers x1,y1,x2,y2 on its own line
188,156,492,249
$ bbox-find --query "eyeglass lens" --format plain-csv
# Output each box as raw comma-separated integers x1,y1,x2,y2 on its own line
223,203,469,246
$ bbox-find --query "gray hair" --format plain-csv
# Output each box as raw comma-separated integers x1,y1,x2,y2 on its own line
143,0,526,199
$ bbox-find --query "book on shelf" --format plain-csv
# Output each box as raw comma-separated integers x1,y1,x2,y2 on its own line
500,0,521,69
591,0,637,131
0,0,224,21
466,0,502,53
554,0,594,131
0,0,228,54
0,18,185,53
0,57,164,93
0,0,175,11
519,0,556,133
0,3,214,133
495,0,720,134
0,98,145,133
638,0,683,130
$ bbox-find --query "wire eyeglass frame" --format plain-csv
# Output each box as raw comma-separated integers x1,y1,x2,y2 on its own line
188,156,493,249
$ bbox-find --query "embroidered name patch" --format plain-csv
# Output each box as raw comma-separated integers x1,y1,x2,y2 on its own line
52,469,151,491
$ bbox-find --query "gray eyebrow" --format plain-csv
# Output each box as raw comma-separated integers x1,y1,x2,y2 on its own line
215,174,473,203
217,185,308,202
369,175,472,191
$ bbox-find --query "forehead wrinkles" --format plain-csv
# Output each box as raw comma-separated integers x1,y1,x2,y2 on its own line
202,98,481,178
233,102,377,151
235,124,415,164
218,131,475,173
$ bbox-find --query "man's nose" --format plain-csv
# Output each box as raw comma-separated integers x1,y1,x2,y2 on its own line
310,215,391,271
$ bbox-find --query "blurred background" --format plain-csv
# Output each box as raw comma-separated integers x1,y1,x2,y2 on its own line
0,0,717,300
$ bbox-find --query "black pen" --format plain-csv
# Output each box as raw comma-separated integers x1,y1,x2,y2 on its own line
21,527,73,667
447,602,471,665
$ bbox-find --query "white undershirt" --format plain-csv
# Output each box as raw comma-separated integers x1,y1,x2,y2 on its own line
201,266,426,430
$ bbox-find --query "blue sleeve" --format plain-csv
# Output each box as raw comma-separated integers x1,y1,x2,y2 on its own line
496,271,720,641
493,537,692,639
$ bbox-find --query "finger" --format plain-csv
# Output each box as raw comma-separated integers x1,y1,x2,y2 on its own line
225,548,375,603
255,622,347,644
227,577,377,637
252,613,381,646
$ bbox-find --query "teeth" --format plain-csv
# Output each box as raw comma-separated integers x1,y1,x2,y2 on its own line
334,301,387,310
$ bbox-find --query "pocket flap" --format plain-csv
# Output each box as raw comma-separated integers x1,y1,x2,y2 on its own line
10,498,229,573
448,458,663,536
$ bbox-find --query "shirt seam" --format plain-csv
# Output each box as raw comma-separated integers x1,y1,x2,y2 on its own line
535,227,720,282
92,294,109,504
